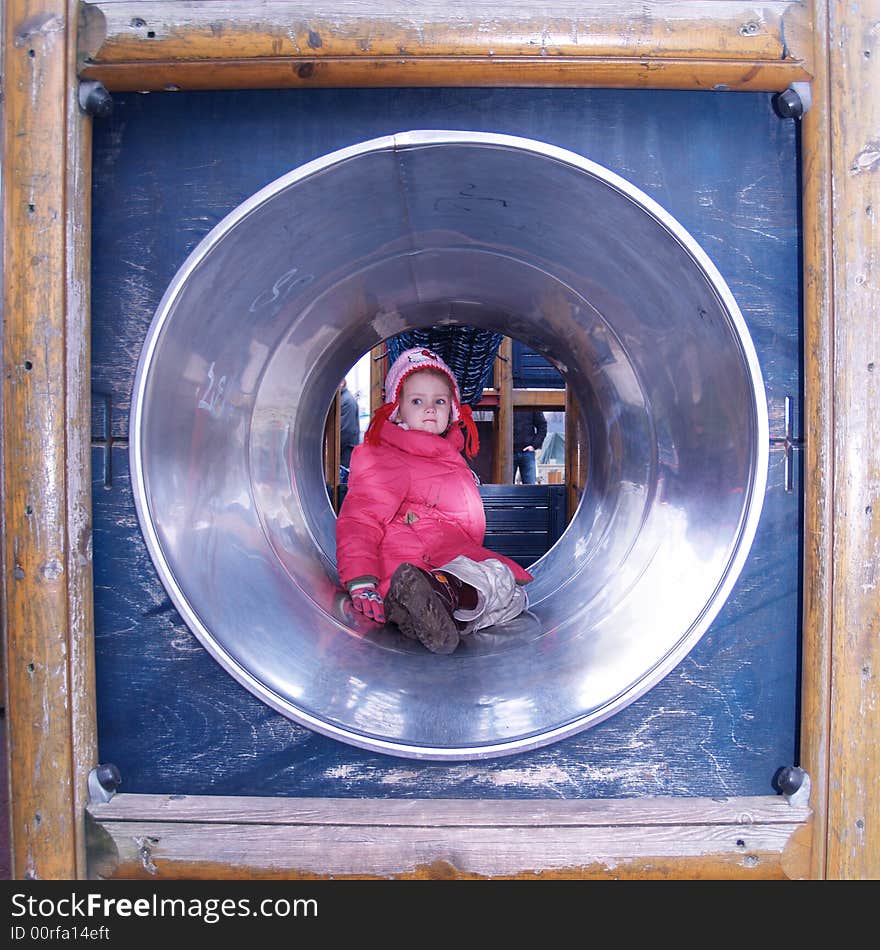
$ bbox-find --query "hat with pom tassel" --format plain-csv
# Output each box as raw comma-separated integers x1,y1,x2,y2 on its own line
364,347,480,457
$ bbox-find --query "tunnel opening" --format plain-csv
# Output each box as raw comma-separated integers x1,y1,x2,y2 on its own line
131,131,768,759
322,323,580,540
319,324,589,605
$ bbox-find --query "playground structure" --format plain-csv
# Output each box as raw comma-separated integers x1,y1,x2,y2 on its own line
1,1,877,879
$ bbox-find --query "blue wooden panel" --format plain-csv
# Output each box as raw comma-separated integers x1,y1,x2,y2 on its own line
481,484,566,568
91,87,801,799
511,339,565,389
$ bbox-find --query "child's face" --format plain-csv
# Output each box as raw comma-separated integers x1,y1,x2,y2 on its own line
397,371,453,434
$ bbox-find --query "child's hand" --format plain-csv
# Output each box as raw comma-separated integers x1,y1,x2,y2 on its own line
348,581,386,623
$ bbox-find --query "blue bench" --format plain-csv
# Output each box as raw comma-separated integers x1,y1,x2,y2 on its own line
480,484,567,568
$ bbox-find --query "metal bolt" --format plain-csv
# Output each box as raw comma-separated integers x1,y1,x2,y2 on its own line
776,765,803,794
88,763,122,803
78,80,114,119
775,765,811,806
772,82,812,120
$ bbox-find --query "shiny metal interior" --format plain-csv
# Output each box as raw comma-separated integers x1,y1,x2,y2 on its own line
131,131,768,760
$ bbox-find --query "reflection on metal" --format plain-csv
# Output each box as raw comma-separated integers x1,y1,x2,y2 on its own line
130,131,768,760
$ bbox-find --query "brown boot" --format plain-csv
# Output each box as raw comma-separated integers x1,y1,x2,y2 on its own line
385,563,470,654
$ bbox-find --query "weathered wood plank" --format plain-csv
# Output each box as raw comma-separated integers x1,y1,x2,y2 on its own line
370,344,385,417
74,58,813,94
0,9,6,885
88,791,810,826
79,0,809,62
825,0,880,881
798,0,833,882
512,389,566,409
64,0,100,881
492,337,513,484
90,822,807,879
1,0,95,879
76,0,813,92
86,793,812,880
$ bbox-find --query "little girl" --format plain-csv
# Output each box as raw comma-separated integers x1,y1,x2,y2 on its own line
336,347,533,654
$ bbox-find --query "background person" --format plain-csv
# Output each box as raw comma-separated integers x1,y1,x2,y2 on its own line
338,378,360,484
513,409,547,484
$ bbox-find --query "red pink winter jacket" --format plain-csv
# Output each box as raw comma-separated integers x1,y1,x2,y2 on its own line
336,420,533,596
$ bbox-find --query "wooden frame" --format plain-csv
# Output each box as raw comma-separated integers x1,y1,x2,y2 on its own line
2,0,877,879
86,793,811,880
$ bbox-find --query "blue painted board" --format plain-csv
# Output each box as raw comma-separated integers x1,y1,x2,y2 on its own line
91,87,801,799
512,339,565,389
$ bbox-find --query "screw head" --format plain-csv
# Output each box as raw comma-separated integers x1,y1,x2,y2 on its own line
772,88,804,120
95,763,122,792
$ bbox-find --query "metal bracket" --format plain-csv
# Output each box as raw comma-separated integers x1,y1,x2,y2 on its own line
88,763,122,804
769,395,803,492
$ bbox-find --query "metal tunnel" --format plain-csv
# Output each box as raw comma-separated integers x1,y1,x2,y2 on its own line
130,131,768,760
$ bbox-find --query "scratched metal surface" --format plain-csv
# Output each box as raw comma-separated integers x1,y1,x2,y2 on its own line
91,87,800,798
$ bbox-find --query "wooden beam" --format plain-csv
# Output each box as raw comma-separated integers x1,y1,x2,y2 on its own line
513,389,566,410
86,793,812,880
479,389,567,410
369,344,385,416
2,0,97,879
798,0,833,882
492,338,513,484
64,0,99,883
822,0,880,881
76,1,813,92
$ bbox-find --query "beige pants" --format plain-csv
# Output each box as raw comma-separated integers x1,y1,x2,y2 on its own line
438,556,528,632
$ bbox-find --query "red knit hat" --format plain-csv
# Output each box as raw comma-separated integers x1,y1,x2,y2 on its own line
364,347,480,457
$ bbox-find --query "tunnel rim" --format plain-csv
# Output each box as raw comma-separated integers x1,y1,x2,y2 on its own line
129,129,770,761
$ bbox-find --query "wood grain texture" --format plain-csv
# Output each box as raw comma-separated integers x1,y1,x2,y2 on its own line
64,0,100,881
492,337,513,484
825,0,880,881
798,0,833,882
0,0,8,887
369,344,385,416
1,0,95,879
86,792,811,880
76,1,813,92
512,390,565,409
